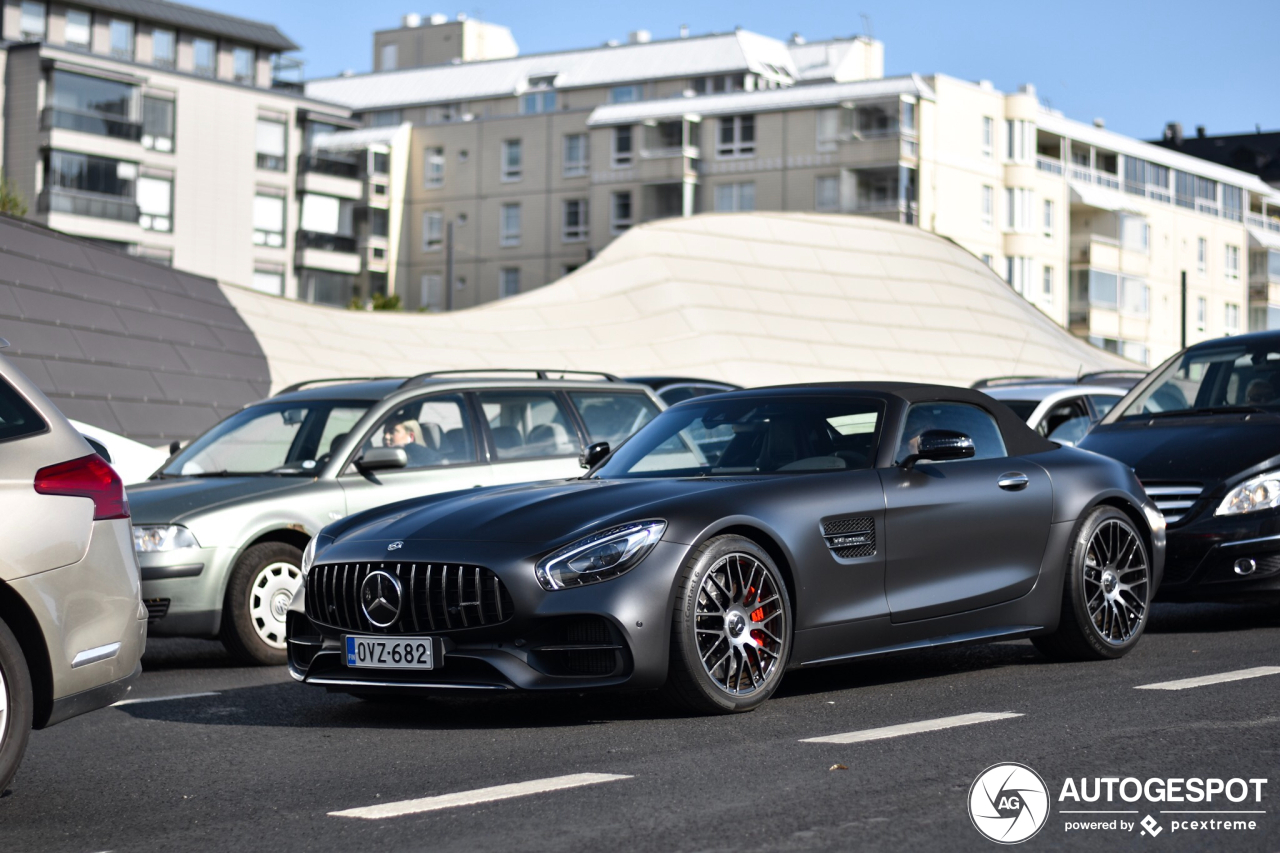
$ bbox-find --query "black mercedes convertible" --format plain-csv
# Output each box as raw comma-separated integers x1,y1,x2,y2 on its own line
287,383,1165,713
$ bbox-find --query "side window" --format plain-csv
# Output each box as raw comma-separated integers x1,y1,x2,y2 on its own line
316,406,369,462
569,391,659,447
367,394,476,469
1088,395,1120,418
477,390,579,460
0,378,45,443
896,402,1007,463
1038,398,1088,437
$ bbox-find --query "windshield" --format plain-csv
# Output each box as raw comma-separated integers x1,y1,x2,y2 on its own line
1117,341,1280,419
162,400,371,477
591,396,884,479
997,400,1039,421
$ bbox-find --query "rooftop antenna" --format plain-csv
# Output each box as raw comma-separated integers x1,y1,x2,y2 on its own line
860,13,874,39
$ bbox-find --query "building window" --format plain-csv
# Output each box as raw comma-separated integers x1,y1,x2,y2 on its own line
1043,266,1054,298
816,109,840,152
424,147,444,187
193,38,216,77
1225,244,1240,280
232,46,255,85
252,193,284,246
380,43,397,71
563,134,588,177
137,173,172,232
1197,237,1207,274
301,270,355,307
717,115,755,158
1119,214,1149,254
501,139,522,181
371,151,389,174
1196,296,1207,331
610,85,641,104
981,254,993,268
47,70,139,140
612,126,632,168
425,103,461,124
151,27,175,68
901,100,916,134
1075,269,1119,309
420,274,443,311
1043,199,1054,237
500,267,521,298
255,118,286,170
64,8,91,48
612,191,632,232
981,116,993,158
300,193,354,240
109,19,133,60
1005,256,1033,295
562,199,588,242
1120,276,1148,316
521,89,556,115
142,97,174,152
422,211,443,252
981,185,993,229
19,0,45,40
1005,187,1031,232
252,266,284,296
1006,119,1032,163
1225,302,1241,334
815,175,839,212
500,203,521,246
45,151,136,222
715,182,756,212
1222,185,1243,222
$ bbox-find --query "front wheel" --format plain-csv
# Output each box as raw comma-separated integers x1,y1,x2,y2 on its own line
1033,506,1151,661
220,542,303,666
0,617,34,794
664,535,792,714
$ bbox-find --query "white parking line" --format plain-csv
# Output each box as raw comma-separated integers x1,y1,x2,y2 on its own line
113,691,220,706
1135,667,1280,691
329,773,633,820
800,711,1023,744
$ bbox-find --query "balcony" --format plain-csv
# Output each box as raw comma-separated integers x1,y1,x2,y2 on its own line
1035,156,1063,175
1247,213,1280,233
297,230,356,253
1068,165,1121,191
41,106,142,142
38,187,138,222
300,154,360,179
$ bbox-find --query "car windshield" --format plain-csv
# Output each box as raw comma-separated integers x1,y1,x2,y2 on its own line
997,400,1040,421
1116,341,1280,420
591,396,884,479
161,400,371,477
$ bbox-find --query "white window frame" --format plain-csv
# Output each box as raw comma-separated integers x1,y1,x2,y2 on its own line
1197,237,1208,274
151,27,175,67
1225,244,1241,280
981,116,993,158
1005,187,1032,233
612,126,633,169
1042,265,1053,298
1005,255,1033,295
1120,276,1149,317
500,267,520,299
1225,302,1241,334
1005,119,1033,164
252,192,285,247
717,115,756,159
981,185,993,229
64,8,91,48
424,146,445,188
500,202,521,247
19,0,45,40
501,139,522,182
563,133,588,177
610,85,641,104
816,108,840,152
1043,199,1054,237
193,37,216,77
562,199,588,242
109,18,133,60
420,274,443,311
380,43,397,71
1196,296,1207,331
714,182,756,212
232,46,255,85
815,175,839,212
422,211,443,252
137,174,173,233
611,191,632,233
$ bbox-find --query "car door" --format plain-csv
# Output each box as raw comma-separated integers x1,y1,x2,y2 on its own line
475,388,586,485
339,392,493,517
879,401,1053,623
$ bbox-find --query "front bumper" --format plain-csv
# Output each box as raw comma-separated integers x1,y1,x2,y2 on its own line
1157,506,1280,600
138,545,226,637
287,539,688,693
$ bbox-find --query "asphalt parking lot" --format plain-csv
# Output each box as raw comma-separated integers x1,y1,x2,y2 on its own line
2,602,1278,853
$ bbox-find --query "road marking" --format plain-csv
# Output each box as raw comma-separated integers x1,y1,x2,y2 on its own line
800,711,1022,744
329,773,633,820
113,691,220,706
1135,666,1280,691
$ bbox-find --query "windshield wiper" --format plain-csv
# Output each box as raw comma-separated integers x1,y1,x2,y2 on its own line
1145,405,1266,418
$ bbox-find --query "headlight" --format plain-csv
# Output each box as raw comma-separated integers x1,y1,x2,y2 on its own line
1217,471,1280,516
132,524,200,553
534,520,666,591
301,536,318,578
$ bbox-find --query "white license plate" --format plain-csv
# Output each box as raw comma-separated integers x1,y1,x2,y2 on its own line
344,636,435,670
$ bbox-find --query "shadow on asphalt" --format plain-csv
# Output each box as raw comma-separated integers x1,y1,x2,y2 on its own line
1145,601,1280,634
141,637,241,671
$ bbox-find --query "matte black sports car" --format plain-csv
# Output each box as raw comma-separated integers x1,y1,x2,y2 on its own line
288,383,1165,713
1080,330,1280,600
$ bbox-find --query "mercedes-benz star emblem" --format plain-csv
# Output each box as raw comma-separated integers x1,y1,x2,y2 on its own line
360,570,403,628
387,540,404,551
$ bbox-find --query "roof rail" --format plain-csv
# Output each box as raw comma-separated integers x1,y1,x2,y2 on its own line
275,376,402,395
399,368,621,388
970,376,1057,390
1077,370,1147,383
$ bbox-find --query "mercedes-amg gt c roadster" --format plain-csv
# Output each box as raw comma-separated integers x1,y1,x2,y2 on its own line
287,383,1165,713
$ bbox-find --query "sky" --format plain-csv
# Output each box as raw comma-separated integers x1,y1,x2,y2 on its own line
211,0,1278,141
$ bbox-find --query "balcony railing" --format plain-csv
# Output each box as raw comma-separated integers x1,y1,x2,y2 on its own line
41,106,142,141
39,187,139,222
1246,214,1280,233
299,155,360,179
1068,165,1123,191
1035,156,1063,175
297,230,357,253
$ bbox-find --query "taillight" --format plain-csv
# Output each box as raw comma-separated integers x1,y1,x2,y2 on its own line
34,453,129,520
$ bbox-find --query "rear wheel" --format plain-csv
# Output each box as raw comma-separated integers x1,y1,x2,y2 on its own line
664,535,792,714
0,618,33,794
220,542,302,666
1033,506,1150,661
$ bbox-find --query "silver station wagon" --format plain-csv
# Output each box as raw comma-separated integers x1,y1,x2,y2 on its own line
127,370,663,664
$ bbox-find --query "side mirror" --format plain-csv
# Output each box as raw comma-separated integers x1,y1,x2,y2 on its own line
169,440,182,456
580,441,610,469
355,446,408,472
1047,416,1092,447
902,430,975,469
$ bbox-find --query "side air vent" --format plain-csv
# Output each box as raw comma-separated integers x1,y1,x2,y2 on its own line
821,517,876,558
1141,482,1204,525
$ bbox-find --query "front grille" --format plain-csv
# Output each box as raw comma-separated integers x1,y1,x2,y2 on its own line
144,598,170,622
1141,483,1204,524
821,516,876,558
305,562,514,634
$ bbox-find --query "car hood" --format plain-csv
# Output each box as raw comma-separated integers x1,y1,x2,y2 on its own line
1080,415,1280,487
334,477,744,546
127,476,315,524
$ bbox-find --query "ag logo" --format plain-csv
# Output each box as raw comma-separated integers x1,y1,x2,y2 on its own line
968,763,1050,844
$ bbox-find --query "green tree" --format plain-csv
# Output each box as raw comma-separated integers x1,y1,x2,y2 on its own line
0,172,28,218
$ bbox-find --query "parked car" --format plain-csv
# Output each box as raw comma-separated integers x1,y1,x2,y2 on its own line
981,384,1126,445
626,377,741,406
0,341,146,792
127,370,664,665
287,382,1163,714
69,420,169,485
1079,331,1280,600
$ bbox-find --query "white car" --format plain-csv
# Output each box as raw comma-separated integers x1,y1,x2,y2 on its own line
981,384,1127,444
68,420,169,485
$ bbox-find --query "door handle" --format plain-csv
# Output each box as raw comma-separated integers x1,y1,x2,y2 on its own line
998,472,1029,491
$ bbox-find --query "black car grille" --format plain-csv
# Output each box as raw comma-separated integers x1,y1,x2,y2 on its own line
144,598,170,622
1141,482,1204,525
821,517,876,558
305,562,514,634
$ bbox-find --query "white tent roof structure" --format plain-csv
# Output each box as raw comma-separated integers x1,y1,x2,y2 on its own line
222,213,1133,394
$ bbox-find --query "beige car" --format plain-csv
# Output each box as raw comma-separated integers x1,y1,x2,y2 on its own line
0,340,146,791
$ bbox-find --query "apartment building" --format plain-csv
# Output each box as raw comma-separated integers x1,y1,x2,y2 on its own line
0,0,395,304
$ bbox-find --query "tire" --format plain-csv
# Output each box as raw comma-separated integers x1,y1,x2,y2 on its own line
1033,506,1151,662
663,535,793,714
220,542,303,666
0,618,34,794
